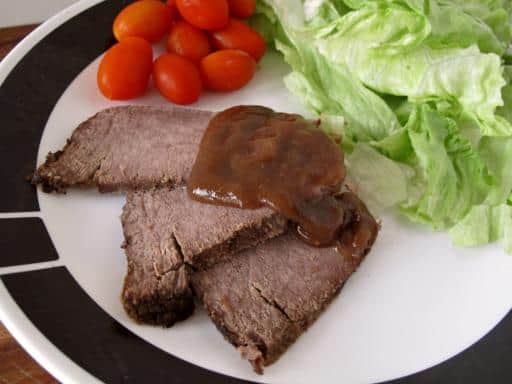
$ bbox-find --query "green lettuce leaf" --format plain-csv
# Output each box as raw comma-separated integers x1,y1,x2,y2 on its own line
341,0,425,13
450,204,512,252
341,0,511,54
254,0,512,251
497,66,512,123
398,105,492,229
315,5,509,136
441,0,512,48
346,143,411,213
282,52,401,143
479,136,512,204
427,1,511,55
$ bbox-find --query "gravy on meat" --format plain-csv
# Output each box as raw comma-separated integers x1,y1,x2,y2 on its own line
188,105,378,252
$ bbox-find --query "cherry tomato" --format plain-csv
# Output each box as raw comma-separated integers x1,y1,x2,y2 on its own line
227,0,256,18
200,49,256,92
211,19,266,61
166,21,211,63
175,0,229,30
166,0,179,19
97,37,153,100
153,53,202,105
113,0,173,43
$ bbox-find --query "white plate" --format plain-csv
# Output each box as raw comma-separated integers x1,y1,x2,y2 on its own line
1,1,511,383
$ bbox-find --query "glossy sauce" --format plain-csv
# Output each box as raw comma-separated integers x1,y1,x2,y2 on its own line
188,105,377,249
336,192,379,258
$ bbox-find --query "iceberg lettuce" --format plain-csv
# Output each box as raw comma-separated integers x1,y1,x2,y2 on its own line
255,0,512,251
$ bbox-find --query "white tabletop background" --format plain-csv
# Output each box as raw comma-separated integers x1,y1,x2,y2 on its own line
0,0,79,28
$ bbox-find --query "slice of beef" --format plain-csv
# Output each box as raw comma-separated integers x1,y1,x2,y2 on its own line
121,187,286,326
31,106,213,193
192,231,368,374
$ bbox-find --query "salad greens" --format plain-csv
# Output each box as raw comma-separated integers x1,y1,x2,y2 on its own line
253,0,512,251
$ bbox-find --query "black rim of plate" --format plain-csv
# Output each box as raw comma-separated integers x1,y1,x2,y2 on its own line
0,1,511,383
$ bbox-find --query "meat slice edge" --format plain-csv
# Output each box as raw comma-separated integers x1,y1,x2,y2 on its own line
31,106,213,193
121,188,193,326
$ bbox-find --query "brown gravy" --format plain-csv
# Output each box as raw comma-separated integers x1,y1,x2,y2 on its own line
188,105,377,249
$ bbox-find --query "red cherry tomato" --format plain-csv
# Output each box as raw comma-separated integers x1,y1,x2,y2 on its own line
113,0,173,43
175,0,229,30
166,0,179,19
200,49,256,92
153,53,202,105
227,0,256,18
97,37,153,100
211,19,266,61
166,21,211,63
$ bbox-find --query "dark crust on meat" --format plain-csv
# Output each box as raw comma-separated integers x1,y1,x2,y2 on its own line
29,110,108,193
29,150,68,193
122,293,194,326
122,264,195,327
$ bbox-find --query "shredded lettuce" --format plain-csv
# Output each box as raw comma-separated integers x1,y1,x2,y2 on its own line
255,0,512,252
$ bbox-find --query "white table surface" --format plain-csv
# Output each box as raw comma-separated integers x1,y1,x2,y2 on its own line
0,0,79,28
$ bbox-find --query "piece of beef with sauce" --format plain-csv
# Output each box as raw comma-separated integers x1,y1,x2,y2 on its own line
122,186,378,373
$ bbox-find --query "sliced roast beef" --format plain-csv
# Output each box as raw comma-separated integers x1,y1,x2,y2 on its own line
121,187,286,326
31,106,213,193
38,105,379,373
121,184,377,372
